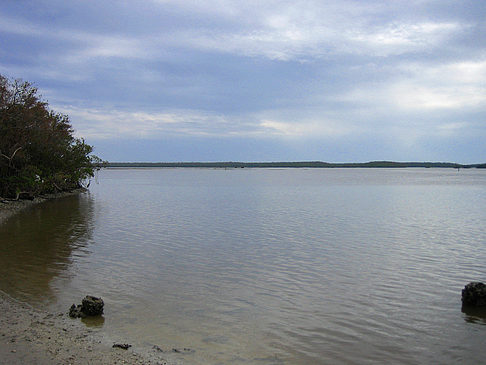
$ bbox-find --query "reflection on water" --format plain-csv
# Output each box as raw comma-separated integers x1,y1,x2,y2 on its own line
462,305,486,325
0,193,94,304
1,168,486,364
81,315,105,328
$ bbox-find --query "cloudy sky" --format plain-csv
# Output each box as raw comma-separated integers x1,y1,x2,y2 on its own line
1,0,485,162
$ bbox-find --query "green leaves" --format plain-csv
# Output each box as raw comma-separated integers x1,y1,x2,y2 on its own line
0,75,101,198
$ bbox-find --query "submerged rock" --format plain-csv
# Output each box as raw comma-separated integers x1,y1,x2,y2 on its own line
462,282,486,306
69,296,104,318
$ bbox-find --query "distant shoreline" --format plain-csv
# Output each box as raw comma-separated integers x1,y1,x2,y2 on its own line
105,161,486,169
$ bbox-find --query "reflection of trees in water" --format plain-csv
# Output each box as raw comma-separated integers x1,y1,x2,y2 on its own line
0,193,95,304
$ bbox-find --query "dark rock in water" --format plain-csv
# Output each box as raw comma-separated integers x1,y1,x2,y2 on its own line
113,343,131,350
69,295,104,318
81,295,104,316
462,282,486,306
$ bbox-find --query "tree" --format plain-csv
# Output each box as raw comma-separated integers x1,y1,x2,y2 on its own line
0,75,102,199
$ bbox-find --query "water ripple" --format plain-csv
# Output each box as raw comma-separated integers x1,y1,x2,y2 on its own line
2,168,486,364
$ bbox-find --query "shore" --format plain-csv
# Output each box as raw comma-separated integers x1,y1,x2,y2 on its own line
0,191,174,364
0,290,165,365
0,189,88,225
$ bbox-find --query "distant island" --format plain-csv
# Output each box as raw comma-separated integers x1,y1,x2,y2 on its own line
105,161,486,169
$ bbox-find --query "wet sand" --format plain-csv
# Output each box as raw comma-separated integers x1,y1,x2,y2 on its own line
0,192,171,364
0,291,164,365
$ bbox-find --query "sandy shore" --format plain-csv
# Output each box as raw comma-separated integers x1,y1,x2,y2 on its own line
0,192,178,364
0,291,167,365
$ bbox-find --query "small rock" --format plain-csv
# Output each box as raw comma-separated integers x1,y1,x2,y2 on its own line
69,304,85,318
171,347,194,354
81,296,104,316
69,296,104,318
113,343,132,350
462,282,486,306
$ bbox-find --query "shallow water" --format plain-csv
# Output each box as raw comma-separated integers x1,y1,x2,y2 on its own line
1,168,486,364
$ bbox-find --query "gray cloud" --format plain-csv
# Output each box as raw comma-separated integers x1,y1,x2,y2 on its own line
0,0,484,162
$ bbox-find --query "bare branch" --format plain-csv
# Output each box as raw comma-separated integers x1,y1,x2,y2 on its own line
0,147,22,161
0,146,22,165
10,146,22,161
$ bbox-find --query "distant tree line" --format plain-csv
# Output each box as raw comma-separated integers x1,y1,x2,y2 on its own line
106,161,486,169
0,75,102,199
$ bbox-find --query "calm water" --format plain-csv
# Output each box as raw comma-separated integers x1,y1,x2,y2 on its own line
1,168,486,364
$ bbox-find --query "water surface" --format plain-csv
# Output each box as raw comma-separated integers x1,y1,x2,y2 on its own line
1,168,486,364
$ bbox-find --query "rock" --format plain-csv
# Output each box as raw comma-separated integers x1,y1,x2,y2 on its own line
81,296,104,316
69,304,86,318
462,282,486,306
113,343,131,350
153,345,165,352
68,296,104,318
171,347,194,354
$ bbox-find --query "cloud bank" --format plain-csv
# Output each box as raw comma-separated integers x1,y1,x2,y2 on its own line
0,0,484,162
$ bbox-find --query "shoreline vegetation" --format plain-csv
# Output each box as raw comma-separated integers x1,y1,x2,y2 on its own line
105,161,486,169
1,75,101,200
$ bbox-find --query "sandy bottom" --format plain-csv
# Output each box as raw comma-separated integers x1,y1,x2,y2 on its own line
0,291,169,364
1,193,196,364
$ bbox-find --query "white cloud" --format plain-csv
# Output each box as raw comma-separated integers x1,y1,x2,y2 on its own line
55,104,358,140
144,1,467,60
55,106,264,139
0,13,156,63
259,118,353,137
0,13,43,36
348,22,464,56
0,3,468,63
411,60,486,84
339,59,486,111
388,83,485,110
391,59,486,110
437,122,470,136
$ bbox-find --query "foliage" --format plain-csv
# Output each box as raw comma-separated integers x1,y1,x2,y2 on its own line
0,75,102,198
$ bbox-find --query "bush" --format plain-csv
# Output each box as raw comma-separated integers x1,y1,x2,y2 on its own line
0,75,102,198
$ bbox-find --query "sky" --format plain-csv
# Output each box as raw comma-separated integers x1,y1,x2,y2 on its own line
1,0,485,163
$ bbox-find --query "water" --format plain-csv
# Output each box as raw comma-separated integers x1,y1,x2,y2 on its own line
1,168,486,364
